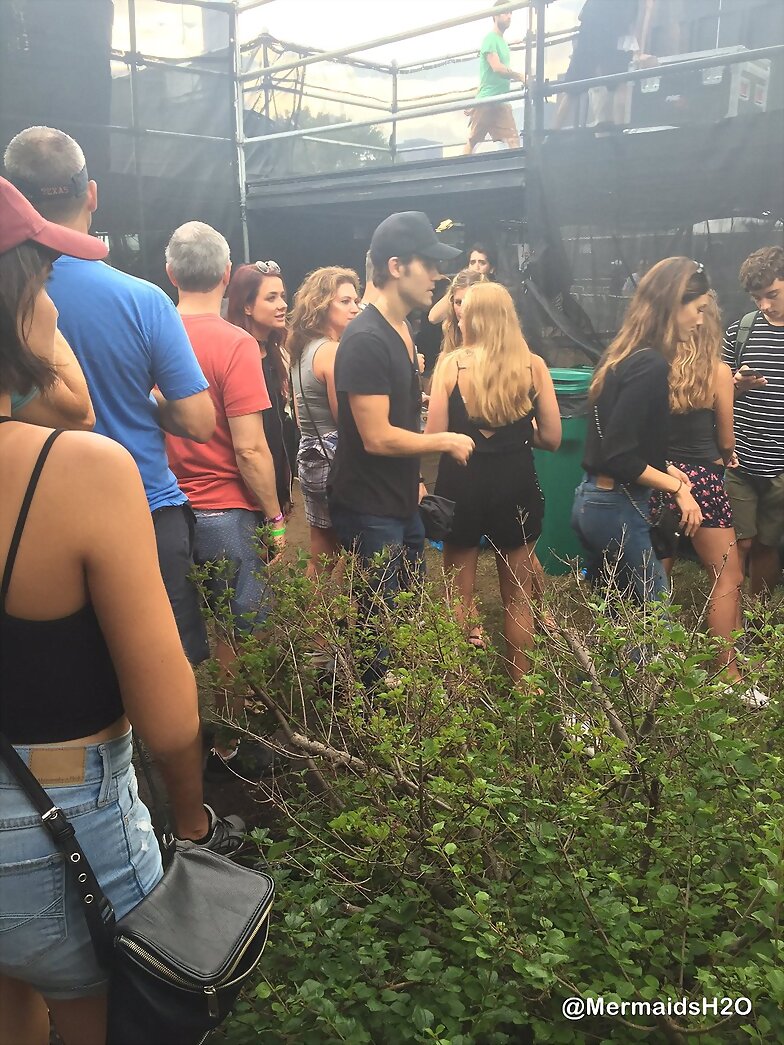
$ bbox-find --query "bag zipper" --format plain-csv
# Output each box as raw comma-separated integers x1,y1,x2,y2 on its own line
118,899,272,991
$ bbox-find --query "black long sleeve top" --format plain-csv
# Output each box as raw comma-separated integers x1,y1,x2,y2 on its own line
582,348,670,484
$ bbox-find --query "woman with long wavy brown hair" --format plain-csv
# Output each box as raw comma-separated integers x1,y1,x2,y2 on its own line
227,261,293,514
572,257,706,604
289,266,360,576
426,282,561,681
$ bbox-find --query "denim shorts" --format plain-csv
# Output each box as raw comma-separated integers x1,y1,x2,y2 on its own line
193,508,272,633
0,730,162,999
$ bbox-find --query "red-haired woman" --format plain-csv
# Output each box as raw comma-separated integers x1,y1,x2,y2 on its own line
227,261,293,515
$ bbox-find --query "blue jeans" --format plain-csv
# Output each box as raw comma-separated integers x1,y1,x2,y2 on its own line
193,508,272,633
0,730,162,998
571,477,669,604
331,507,425,603
331,507,425,685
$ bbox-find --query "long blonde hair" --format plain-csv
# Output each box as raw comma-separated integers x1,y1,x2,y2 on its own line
459,282,533,426
440,269,487,357
590,257,710,402
668,290,721,413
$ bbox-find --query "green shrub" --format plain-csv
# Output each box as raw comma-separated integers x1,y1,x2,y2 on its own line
207,556,783,1045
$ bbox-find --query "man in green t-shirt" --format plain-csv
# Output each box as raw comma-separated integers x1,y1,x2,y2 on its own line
464,1,525,154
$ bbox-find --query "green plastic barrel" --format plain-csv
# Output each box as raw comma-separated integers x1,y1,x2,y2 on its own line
533,367,593,575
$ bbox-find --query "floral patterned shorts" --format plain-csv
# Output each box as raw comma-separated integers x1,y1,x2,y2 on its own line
653,461,733,529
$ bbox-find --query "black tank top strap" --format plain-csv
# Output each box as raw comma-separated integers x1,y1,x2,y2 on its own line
1,429,63,606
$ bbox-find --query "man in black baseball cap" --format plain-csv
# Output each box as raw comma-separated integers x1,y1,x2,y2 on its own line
329,211,473,686
368,210,464,271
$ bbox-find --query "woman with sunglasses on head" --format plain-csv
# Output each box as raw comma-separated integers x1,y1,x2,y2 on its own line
426,282,561,681
654,294,763,704
227,260,293,517
0,179,241,1045
289,266,360,578
572,258,707,604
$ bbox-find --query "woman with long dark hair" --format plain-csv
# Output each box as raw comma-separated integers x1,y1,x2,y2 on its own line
572,257,706,603
0,179,241,1045
426,282,561,681
289,266,360,576
227,261,294,515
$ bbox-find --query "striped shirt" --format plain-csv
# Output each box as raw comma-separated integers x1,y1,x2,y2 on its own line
723,313,784,476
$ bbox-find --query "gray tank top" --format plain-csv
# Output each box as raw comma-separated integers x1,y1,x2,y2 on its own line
291,337,336,439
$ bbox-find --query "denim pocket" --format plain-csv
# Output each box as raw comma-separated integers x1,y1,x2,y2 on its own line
0,853,67,966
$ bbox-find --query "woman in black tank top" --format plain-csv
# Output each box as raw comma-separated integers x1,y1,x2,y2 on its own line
0,177,243,1043
654,297,759,700
426,283,561,682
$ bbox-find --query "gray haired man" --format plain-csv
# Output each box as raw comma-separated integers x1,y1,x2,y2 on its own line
164,222,283,780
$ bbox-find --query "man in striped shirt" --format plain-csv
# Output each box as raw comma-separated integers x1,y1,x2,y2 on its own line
723,246,784,596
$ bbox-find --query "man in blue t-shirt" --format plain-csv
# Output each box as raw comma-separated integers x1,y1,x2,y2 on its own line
5,126,216,664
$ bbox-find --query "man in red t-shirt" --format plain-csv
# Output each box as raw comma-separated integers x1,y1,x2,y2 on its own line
165,221,285,779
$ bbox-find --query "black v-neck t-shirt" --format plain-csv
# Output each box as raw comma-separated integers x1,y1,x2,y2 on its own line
329,304,421,519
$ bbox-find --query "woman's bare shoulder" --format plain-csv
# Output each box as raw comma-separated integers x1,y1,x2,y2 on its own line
33,430,142,503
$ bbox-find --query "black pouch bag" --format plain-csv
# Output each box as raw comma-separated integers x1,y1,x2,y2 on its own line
107,846,273,1045
0,732,274,1045
649,504,681,560
419,494,455,541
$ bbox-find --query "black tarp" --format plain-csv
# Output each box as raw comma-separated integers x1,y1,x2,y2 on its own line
538,110,784,229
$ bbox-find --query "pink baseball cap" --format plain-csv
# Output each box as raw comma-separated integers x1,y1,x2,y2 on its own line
0,175,107,260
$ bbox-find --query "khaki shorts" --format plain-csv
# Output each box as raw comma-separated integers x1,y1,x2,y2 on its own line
466,101,519,146
725,468,784,546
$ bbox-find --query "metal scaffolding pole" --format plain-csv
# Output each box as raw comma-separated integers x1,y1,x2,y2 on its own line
534,0,546,138
538,42,784,97
242,87,527,146
230,3,250,263
390,61,398,164
127,0,149,273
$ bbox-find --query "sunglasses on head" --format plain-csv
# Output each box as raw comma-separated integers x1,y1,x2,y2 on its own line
693,261,704,274
255,260,281,275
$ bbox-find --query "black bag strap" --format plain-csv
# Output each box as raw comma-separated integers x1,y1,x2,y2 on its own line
1,429,62,605
296,339,333,462
734,310,759,369
0,731,116,965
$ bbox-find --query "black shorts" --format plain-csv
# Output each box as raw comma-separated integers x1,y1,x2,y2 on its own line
565,30,632,82
152,503,209,665
435,450,544,550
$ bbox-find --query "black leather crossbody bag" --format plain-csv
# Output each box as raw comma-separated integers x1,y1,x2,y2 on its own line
0,732,274,1045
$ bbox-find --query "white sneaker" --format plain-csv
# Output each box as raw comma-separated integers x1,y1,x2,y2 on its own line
563,714,596,757
738,686,769,709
